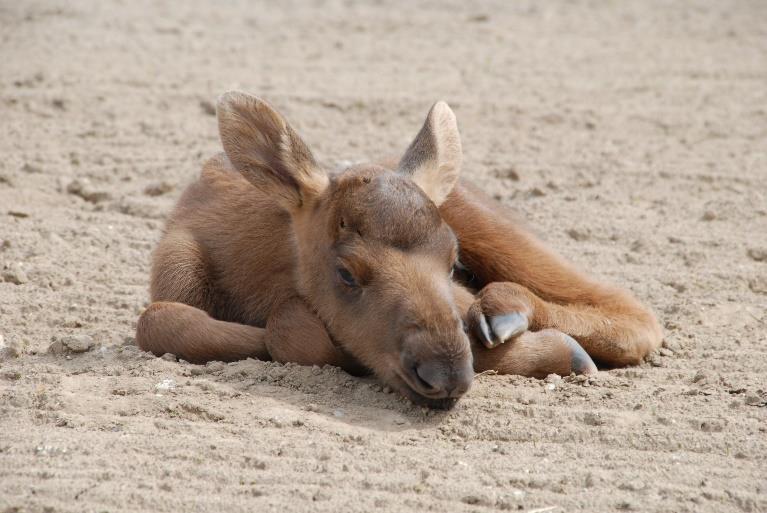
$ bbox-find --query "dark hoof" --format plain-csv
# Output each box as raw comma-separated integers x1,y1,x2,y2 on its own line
563,335,598,375
477,312,529,349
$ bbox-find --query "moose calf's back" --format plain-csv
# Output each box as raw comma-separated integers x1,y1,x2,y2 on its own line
150,153,296,326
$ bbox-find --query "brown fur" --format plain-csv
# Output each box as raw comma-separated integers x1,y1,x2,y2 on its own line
136,92,663,408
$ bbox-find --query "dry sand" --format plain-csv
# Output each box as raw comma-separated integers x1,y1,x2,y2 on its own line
1,1,766,511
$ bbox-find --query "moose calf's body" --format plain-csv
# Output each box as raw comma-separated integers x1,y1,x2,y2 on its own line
137,92,663,408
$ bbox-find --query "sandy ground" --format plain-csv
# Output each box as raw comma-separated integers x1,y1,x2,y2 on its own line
1,0,766,511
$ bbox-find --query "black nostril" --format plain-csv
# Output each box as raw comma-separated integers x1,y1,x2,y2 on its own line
413,360,472,398
415,363,441,391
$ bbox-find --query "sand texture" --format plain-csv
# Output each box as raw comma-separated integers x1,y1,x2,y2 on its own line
1,1,766,512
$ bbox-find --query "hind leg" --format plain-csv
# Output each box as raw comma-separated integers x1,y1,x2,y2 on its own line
137,301,269,363
443,184,663,368
138,229,270,362
149,229,216,312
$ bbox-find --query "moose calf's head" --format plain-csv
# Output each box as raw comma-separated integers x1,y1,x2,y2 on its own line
217,91,473,408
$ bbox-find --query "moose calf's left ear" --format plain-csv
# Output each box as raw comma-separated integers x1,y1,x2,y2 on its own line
398,101,462,206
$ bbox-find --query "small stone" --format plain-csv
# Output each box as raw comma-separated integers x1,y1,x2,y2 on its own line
2,263,28,285
744,394,763,406
47,340,66,355
583,412,606,426
692,370,711,383
199,99,216,116
205,361,225,372
160,352,177,362
746,248,767,262
662,338,681,352
748,276,767,295
21,162,43,174
461,495,482,505
66,178,111,203
544,373,562,383
61,334,95,353
566,228,590,241
143,181,174,197
0,334,21,360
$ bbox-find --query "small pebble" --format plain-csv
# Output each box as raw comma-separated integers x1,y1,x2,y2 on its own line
205,361,225,372
583,412,606,426
2,263,28,285
49,334,95,354
746,248,767,262
21,162,43,174
199,99,216,116
144,181,174,197
66,178,111,203
748,276,767,295
62,334,95,353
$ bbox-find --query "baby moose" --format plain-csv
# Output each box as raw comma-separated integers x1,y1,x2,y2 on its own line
137,92,663,409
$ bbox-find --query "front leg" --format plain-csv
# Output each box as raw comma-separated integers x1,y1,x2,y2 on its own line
264,297,366,376
452,283,597,377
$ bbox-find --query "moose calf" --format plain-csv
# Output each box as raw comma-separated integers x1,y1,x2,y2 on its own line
137,92,663,408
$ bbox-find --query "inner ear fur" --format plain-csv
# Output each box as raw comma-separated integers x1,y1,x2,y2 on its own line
398,101,463,206
216,91,328,208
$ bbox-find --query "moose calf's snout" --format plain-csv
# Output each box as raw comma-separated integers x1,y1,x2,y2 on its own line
401,325,474,400
414,358,473,399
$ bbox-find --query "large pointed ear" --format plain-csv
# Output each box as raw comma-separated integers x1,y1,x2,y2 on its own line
398,101,462,206
217,91,328,209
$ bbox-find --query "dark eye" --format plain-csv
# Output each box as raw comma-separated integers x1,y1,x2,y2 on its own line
450,260,461,279
337,266,357,287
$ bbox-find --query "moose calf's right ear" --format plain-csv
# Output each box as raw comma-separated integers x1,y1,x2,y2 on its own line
216,91,328,209
398,101,463,206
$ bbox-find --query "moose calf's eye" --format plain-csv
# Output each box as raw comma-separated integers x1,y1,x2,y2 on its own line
337,266,357,287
